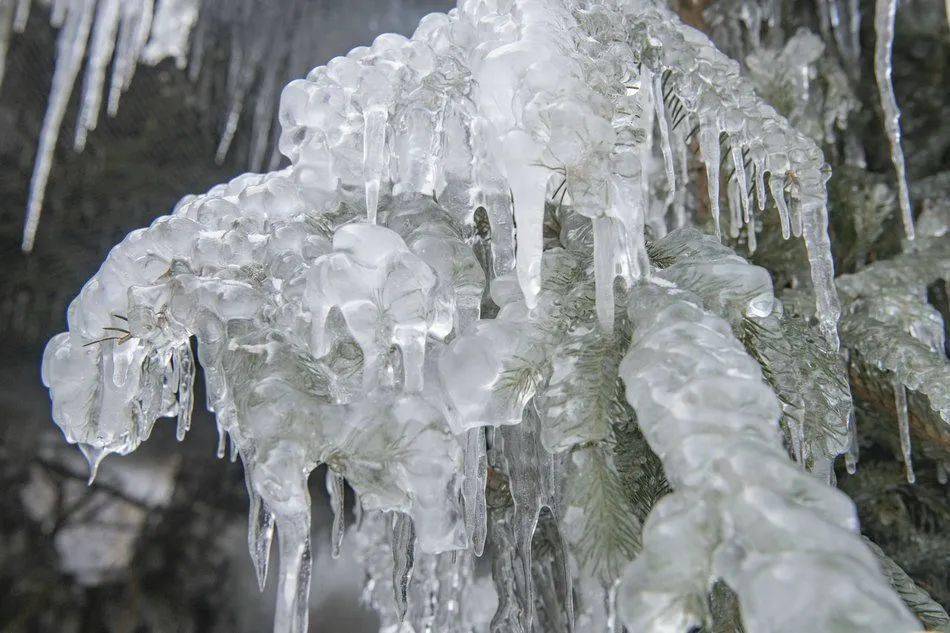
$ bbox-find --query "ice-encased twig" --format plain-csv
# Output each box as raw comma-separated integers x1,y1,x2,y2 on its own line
35,0,908,630
617,281,918,632
648,227,853,470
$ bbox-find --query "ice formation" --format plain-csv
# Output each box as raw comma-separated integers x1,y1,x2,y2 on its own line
873,0,915,240
35,0,932,632
2,0,434,251
835,205,950,482
617,281,916,632
8,0,919,257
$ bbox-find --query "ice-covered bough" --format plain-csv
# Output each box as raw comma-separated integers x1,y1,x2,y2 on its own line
40,0,919,631
617,281,916,632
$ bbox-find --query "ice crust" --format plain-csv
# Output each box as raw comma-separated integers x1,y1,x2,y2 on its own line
616,282,917,633
36,1,920,632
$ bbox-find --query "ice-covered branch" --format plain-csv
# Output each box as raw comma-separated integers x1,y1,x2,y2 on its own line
35,1,903,631
617,281,919,632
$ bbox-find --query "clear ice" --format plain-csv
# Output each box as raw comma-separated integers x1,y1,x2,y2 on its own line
34,0,931,632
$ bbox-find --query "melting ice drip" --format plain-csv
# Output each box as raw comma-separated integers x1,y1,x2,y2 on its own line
39,1,920,632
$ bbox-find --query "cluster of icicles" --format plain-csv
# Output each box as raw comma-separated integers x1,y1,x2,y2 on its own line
39,0,923,632
1,0,430,251
3,0,925,255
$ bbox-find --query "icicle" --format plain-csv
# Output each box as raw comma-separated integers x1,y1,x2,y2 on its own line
790,193,804,239
606,580,620,633
800,198,842,349
753,156,766,212
487,425,525,632
433,552,468,631
274,513,313,633
0,0,14,90
727,177,742,239
353,495,363,530
674,121,689,228
462,427,488,556
847,0,862,65
216,423,228,458
13,0,30,32
78,442,106,484
50,0,66,27
326,469,345,559
215,69,253,163
508,166,550,309
106,0,153,117
175,342,195,441
731,144,750,224
892,376,915,483
874,0,915,240
248,56,280,172
593,217,617,333
363,105,388,224
246,474,276,591
22,0,96,252
488,509,524,633
391,511,416,622
500,406,545,631
747,211,757,254
769,173,791,239
638,67,655,216
845,410,859,474
698,120,722,239
470,118,516,275
607,173,647,284
652,74,676,207
74,0,120,151
787,416,805,466
187,0,206,83
827,0,854,65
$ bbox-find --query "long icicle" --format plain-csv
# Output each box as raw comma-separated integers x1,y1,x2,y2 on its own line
652,73,676,210
0,0,15,90
22,0,96,252
326,469,346,559
244,462,276,591
463,426,488,556
873,0,915,240
892,376,915,483
274,511,313,633
14,0,30,32
391,511,416,622
175,341,195,441
74,0,120,151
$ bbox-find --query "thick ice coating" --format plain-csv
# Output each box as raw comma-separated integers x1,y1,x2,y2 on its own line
616,282,918,632
38,1,901,632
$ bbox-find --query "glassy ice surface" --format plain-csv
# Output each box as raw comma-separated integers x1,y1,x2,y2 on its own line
27,0,946,632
